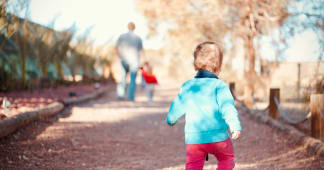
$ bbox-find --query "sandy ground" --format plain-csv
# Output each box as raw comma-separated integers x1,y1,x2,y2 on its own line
0,82,322,170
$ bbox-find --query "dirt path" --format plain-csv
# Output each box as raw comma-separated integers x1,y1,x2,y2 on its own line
0,83,322,170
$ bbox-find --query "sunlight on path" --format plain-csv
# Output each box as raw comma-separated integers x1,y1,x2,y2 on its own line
65,106,169,123
59,85,174,123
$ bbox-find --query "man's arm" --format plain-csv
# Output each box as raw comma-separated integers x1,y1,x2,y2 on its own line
140,50,146,62
138,37,145,61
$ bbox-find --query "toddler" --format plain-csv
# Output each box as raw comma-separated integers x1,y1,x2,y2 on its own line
140,62,158,101
166,41,242,170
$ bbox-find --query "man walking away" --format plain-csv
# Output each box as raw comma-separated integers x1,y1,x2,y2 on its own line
115,22,144,101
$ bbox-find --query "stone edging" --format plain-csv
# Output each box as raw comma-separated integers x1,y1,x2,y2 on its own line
61,87,108,105
239,103,324,158
0,87,109,138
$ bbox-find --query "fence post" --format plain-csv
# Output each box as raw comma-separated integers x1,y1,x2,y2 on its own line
310,94,324,141
269,88,280,119
229,82,235,99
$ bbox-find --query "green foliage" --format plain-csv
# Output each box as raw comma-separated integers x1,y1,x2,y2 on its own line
0,17,114,92
0,1,116,92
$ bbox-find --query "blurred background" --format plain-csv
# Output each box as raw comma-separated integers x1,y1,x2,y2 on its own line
0,0,323,102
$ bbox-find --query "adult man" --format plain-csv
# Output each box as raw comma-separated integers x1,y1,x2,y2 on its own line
115,22,144,101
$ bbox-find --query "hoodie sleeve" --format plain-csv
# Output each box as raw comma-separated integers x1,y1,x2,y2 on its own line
166,88,186,126
217,83,242,133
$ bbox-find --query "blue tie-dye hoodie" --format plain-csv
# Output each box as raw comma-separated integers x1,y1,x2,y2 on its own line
166,70,242,144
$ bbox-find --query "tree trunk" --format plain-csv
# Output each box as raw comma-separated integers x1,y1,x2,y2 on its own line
40,65,47,77
244,0,257,106
17,32,26,87
247,34,256,74
55,60,63,80
108,65,115,81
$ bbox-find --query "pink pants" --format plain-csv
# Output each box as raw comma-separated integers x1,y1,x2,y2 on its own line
186,138,234,170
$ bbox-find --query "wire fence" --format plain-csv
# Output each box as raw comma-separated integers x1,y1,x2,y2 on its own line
230,82,324,141
273,96,312,124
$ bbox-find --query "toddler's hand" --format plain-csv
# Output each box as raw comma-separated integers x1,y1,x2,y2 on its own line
231,131,241,140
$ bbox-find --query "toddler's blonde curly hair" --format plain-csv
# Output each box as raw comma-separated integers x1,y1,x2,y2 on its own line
193,41,223,74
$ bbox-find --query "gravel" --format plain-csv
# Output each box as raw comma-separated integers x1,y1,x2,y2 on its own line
0,83,322,169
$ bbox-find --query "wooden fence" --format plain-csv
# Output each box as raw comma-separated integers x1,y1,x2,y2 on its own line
230,82,324,142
